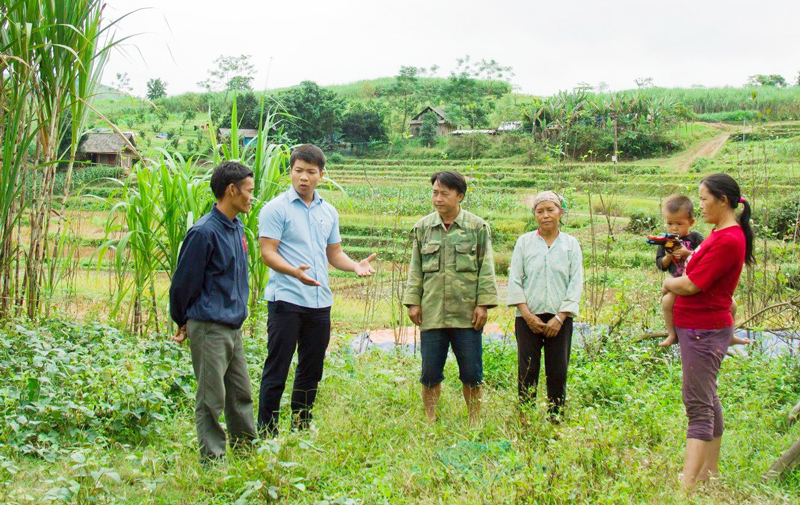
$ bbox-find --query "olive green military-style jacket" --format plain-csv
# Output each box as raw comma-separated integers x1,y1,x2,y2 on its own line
402,208,498,331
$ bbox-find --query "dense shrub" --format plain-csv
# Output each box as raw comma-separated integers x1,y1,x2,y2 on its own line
488,133,526,157
616,126,681,159
327,151,346,164
446,134,492,159
625,212,660,234
341,110,387,143
696,110,762,123
760,194,800,240
0,321,194,459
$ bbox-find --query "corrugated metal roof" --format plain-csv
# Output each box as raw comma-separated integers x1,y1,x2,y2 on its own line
452,129,497,135
219,128,259,138
498,121,523,131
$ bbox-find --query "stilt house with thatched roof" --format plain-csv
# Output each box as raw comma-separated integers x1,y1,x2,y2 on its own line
79,132,137,169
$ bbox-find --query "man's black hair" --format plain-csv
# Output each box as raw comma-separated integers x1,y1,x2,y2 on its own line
290,144,326,171
210,161,254,199
430,170,467,195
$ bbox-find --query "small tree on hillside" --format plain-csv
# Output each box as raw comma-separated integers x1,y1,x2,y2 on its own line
420,111,439,147
276,81,344,143
112,72,132,94
444,55,513,128
198,54,256,92
387,66,423,135
146,78,167,100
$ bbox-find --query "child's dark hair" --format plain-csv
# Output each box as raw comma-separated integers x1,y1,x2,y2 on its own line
210,161,254,199
290,144,326,171
663,195,694,219
430,170,467,195
700,173,755,265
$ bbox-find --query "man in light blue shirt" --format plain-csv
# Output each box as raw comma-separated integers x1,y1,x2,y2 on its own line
257,144,376,436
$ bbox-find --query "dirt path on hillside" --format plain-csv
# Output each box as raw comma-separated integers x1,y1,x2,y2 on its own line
677,133,731,171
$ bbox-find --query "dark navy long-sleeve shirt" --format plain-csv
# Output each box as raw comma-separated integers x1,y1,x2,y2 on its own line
169,205,249,329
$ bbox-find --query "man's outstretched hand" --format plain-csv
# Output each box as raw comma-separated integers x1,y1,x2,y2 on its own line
354,253,377,277
294,265,322,286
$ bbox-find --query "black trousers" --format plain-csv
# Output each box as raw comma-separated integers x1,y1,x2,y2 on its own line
258,301,331,435
514,314,573,415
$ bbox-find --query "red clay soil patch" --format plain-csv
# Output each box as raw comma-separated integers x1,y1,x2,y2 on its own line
678,133,731,171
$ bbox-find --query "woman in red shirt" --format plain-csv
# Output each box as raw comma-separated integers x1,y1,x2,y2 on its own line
662,173,755,489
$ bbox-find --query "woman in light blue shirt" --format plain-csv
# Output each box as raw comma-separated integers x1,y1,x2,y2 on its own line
507,191,583,420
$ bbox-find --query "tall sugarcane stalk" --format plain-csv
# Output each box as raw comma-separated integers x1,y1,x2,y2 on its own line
0,0,127,319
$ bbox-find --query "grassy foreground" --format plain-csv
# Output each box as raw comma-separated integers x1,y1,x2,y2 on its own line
1,319,798,504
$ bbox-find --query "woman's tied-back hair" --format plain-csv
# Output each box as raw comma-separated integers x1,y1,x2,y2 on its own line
700,173,755,265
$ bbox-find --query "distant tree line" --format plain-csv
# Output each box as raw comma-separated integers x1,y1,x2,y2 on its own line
127,55,800,154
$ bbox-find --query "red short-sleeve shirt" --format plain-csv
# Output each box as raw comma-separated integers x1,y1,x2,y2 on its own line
673,226,746,329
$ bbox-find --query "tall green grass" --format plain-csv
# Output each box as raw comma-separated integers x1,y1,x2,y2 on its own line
623,86,800,119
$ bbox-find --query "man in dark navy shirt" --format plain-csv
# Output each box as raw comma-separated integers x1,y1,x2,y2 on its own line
170,161,256,462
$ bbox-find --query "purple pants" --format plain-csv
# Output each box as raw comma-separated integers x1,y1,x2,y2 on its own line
676,326,731,441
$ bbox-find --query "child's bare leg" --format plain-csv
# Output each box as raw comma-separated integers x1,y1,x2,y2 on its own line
659,292,678,347
728,299,750,345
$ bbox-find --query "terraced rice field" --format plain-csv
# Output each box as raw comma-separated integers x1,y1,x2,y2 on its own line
321,126,800,269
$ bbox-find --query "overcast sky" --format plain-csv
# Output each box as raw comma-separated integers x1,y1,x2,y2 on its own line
102,0,800,97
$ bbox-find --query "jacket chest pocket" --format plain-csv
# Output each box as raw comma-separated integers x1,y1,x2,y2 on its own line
421,243,441,272
455,241,478,272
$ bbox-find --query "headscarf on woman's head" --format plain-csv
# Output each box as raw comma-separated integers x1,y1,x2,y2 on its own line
531,190,566,211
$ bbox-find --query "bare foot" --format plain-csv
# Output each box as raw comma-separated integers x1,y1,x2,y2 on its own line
730,335,750,346
659,333,678,347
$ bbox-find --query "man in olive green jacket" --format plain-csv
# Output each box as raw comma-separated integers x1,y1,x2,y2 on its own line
403,170,498,424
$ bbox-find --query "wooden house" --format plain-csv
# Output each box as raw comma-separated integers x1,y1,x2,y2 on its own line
409,107,455,137
79,132,137,169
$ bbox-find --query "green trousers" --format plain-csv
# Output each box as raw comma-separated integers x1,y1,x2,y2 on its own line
187,319,256,459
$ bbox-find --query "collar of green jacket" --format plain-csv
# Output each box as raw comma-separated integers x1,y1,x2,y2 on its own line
428,207,465,229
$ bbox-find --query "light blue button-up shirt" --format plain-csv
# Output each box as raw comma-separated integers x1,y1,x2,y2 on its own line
258,186,342,308
506,230,583,318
